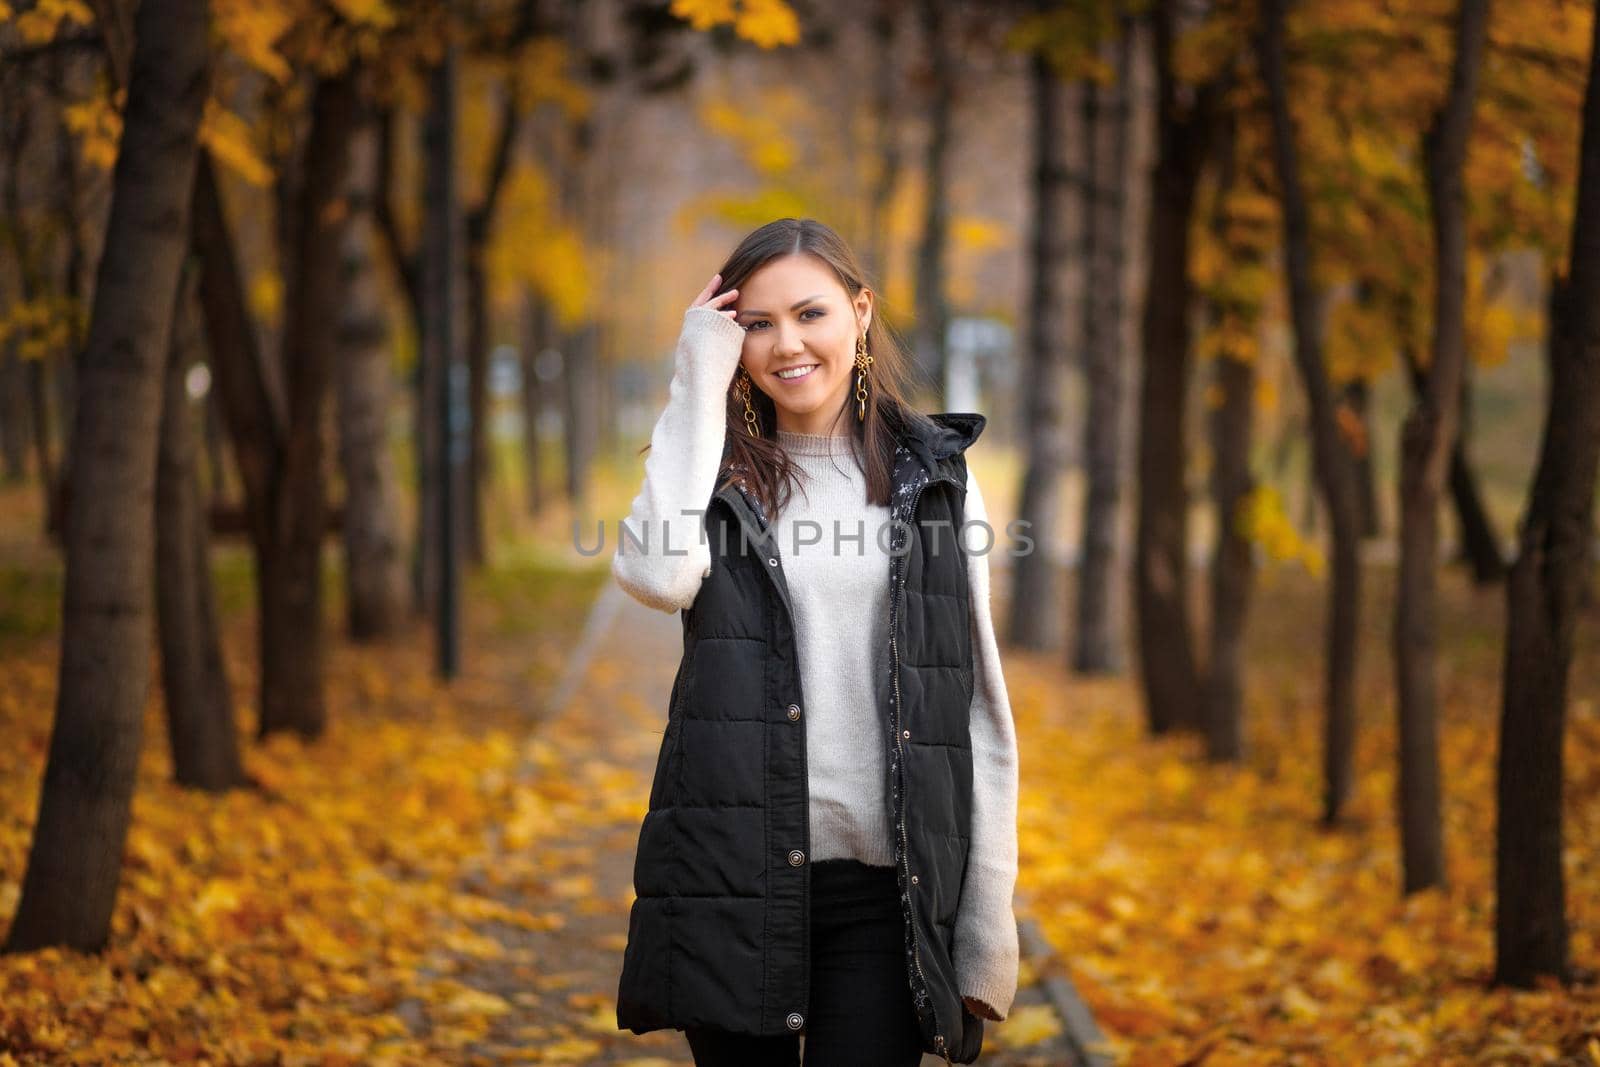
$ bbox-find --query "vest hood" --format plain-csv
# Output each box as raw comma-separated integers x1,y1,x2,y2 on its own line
900,410,985,479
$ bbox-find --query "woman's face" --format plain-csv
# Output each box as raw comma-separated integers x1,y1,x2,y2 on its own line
732,253,872,435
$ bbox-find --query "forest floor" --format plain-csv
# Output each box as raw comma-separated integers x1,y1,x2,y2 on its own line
1,472,1598,1064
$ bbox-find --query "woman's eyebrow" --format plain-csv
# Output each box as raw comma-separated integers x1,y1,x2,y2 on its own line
736,294,826,318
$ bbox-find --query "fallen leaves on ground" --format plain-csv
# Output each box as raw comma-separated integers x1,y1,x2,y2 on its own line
0,543,612,1065
1014,563,1600,1065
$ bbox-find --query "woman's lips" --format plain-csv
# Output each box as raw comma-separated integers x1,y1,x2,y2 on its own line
773,364,819,384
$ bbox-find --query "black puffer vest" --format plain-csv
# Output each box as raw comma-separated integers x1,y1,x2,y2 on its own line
615,409,989,1064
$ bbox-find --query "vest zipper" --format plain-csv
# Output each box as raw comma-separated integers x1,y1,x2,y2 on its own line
891,466,951,1063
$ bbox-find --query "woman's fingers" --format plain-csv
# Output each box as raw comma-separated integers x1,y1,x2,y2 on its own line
691,273,723,308
693,273,717,307
690,273,739,322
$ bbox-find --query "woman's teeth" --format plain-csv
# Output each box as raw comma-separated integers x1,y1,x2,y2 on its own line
776,364,818,381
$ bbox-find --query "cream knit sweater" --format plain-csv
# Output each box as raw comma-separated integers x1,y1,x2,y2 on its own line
611,305,1020,1021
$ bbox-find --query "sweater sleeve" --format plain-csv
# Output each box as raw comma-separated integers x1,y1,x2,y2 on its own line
611,305,748,613
952,465,1021,1022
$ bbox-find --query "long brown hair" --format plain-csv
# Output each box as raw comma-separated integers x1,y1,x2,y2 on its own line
701,217,931,519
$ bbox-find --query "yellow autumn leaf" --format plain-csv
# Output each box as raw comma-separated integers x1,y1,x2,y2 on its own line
250,268,283,325
670,0,798,48
212,0,295,83
192,878,244,920
63,96,121,171
993,1003,1062,1048
200,100,274,187
440,986,514,1018
734,0,800,48
330,0,397,28
670,0,736,32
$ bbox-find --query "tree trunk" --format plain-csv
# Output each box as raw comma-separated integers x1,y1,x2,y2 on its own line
191,151,284,550
203,385,229,502
1395,0,1487,895
0,99,64,537
191,75,358,741
48,57,87,547
464,230,491,565
1201,113,1259,764
1448,420,1507,582
562,319,599,508
3,0,210,953
1257,0,1367,824
554,105,599,511
1007,51,1076,653
1075,22,1135,674
0,88,29,484
156,261,245,792
24,359,59,536
337,112,407,641
372,106,435,619
912,0,953,406
521,290,548,517
464,81,523,567
1495,3,1600,988
1135,2,1215,734
0,342,27,481
864,0,904,283
1343,379,1380,538
256,71,360,738
1401,336,1507,582
425,42,464,677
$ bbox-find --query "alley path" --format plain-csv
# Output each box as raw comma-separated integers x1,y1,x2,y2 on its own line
440,578,1079,1065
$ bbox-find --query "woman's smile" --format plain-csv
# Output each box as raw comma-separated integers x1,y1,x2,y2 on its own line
773,363,821,383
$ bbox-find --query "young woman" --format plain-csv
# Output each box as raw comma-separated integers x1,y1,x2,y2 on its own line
611,218,1019,1066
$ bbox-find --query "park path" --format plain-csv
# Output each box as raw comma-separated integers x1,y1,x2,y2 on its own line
436,575,1084,1066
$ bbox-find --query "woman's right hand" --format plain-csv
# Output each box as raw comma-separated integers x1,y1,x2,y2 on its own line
691,273,740,323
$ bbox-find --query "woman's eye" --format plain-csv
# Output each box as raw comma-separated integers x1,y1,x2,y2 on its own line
748,309,823,331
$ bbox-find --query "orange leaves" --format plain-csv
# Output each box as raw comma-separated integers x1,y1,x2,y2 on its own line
201,100,274,187
62,94,121,171
0,294,81,363
1009,565,1600,1064
328,0,397,30
9,0,92,47
0,584,611,1062
1334,399,1370,458
1235,484,1326,577
669,0,800,49
487,166,594,328
212,0,298,84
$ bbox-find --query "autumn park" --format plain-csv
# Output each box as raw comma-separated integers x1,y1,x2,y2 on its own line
2,0,1600,1062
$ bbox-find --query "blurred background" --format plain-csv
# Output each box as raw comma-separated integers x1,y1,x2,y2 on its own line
1,0,1598,1063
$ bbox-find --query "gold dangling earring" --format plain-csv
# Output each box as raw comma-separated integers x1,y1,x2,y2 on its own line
736,367,761,437
854,332,874,421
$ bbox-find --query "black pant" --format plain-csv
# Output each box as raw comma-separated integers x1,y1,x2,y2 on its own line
684,858,926,1066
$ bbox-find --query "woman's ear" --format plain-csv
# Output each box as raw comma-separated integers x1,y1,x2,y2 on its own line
856,287,874,336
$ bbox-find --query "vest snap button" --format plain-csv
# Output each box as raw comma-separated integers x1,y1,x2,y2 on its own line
767,557,778,566
902,729,911,740
786,1011,804,1031
788,849,805,866
911,874,919,884
787,703,801,721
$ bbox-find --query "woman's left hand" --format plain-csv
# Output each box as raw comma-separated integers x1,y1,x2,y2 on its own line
962,994,1001,1021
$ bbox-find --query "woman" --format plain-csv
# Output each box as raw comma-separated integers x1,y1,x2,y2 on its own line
611,218,1019,1066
